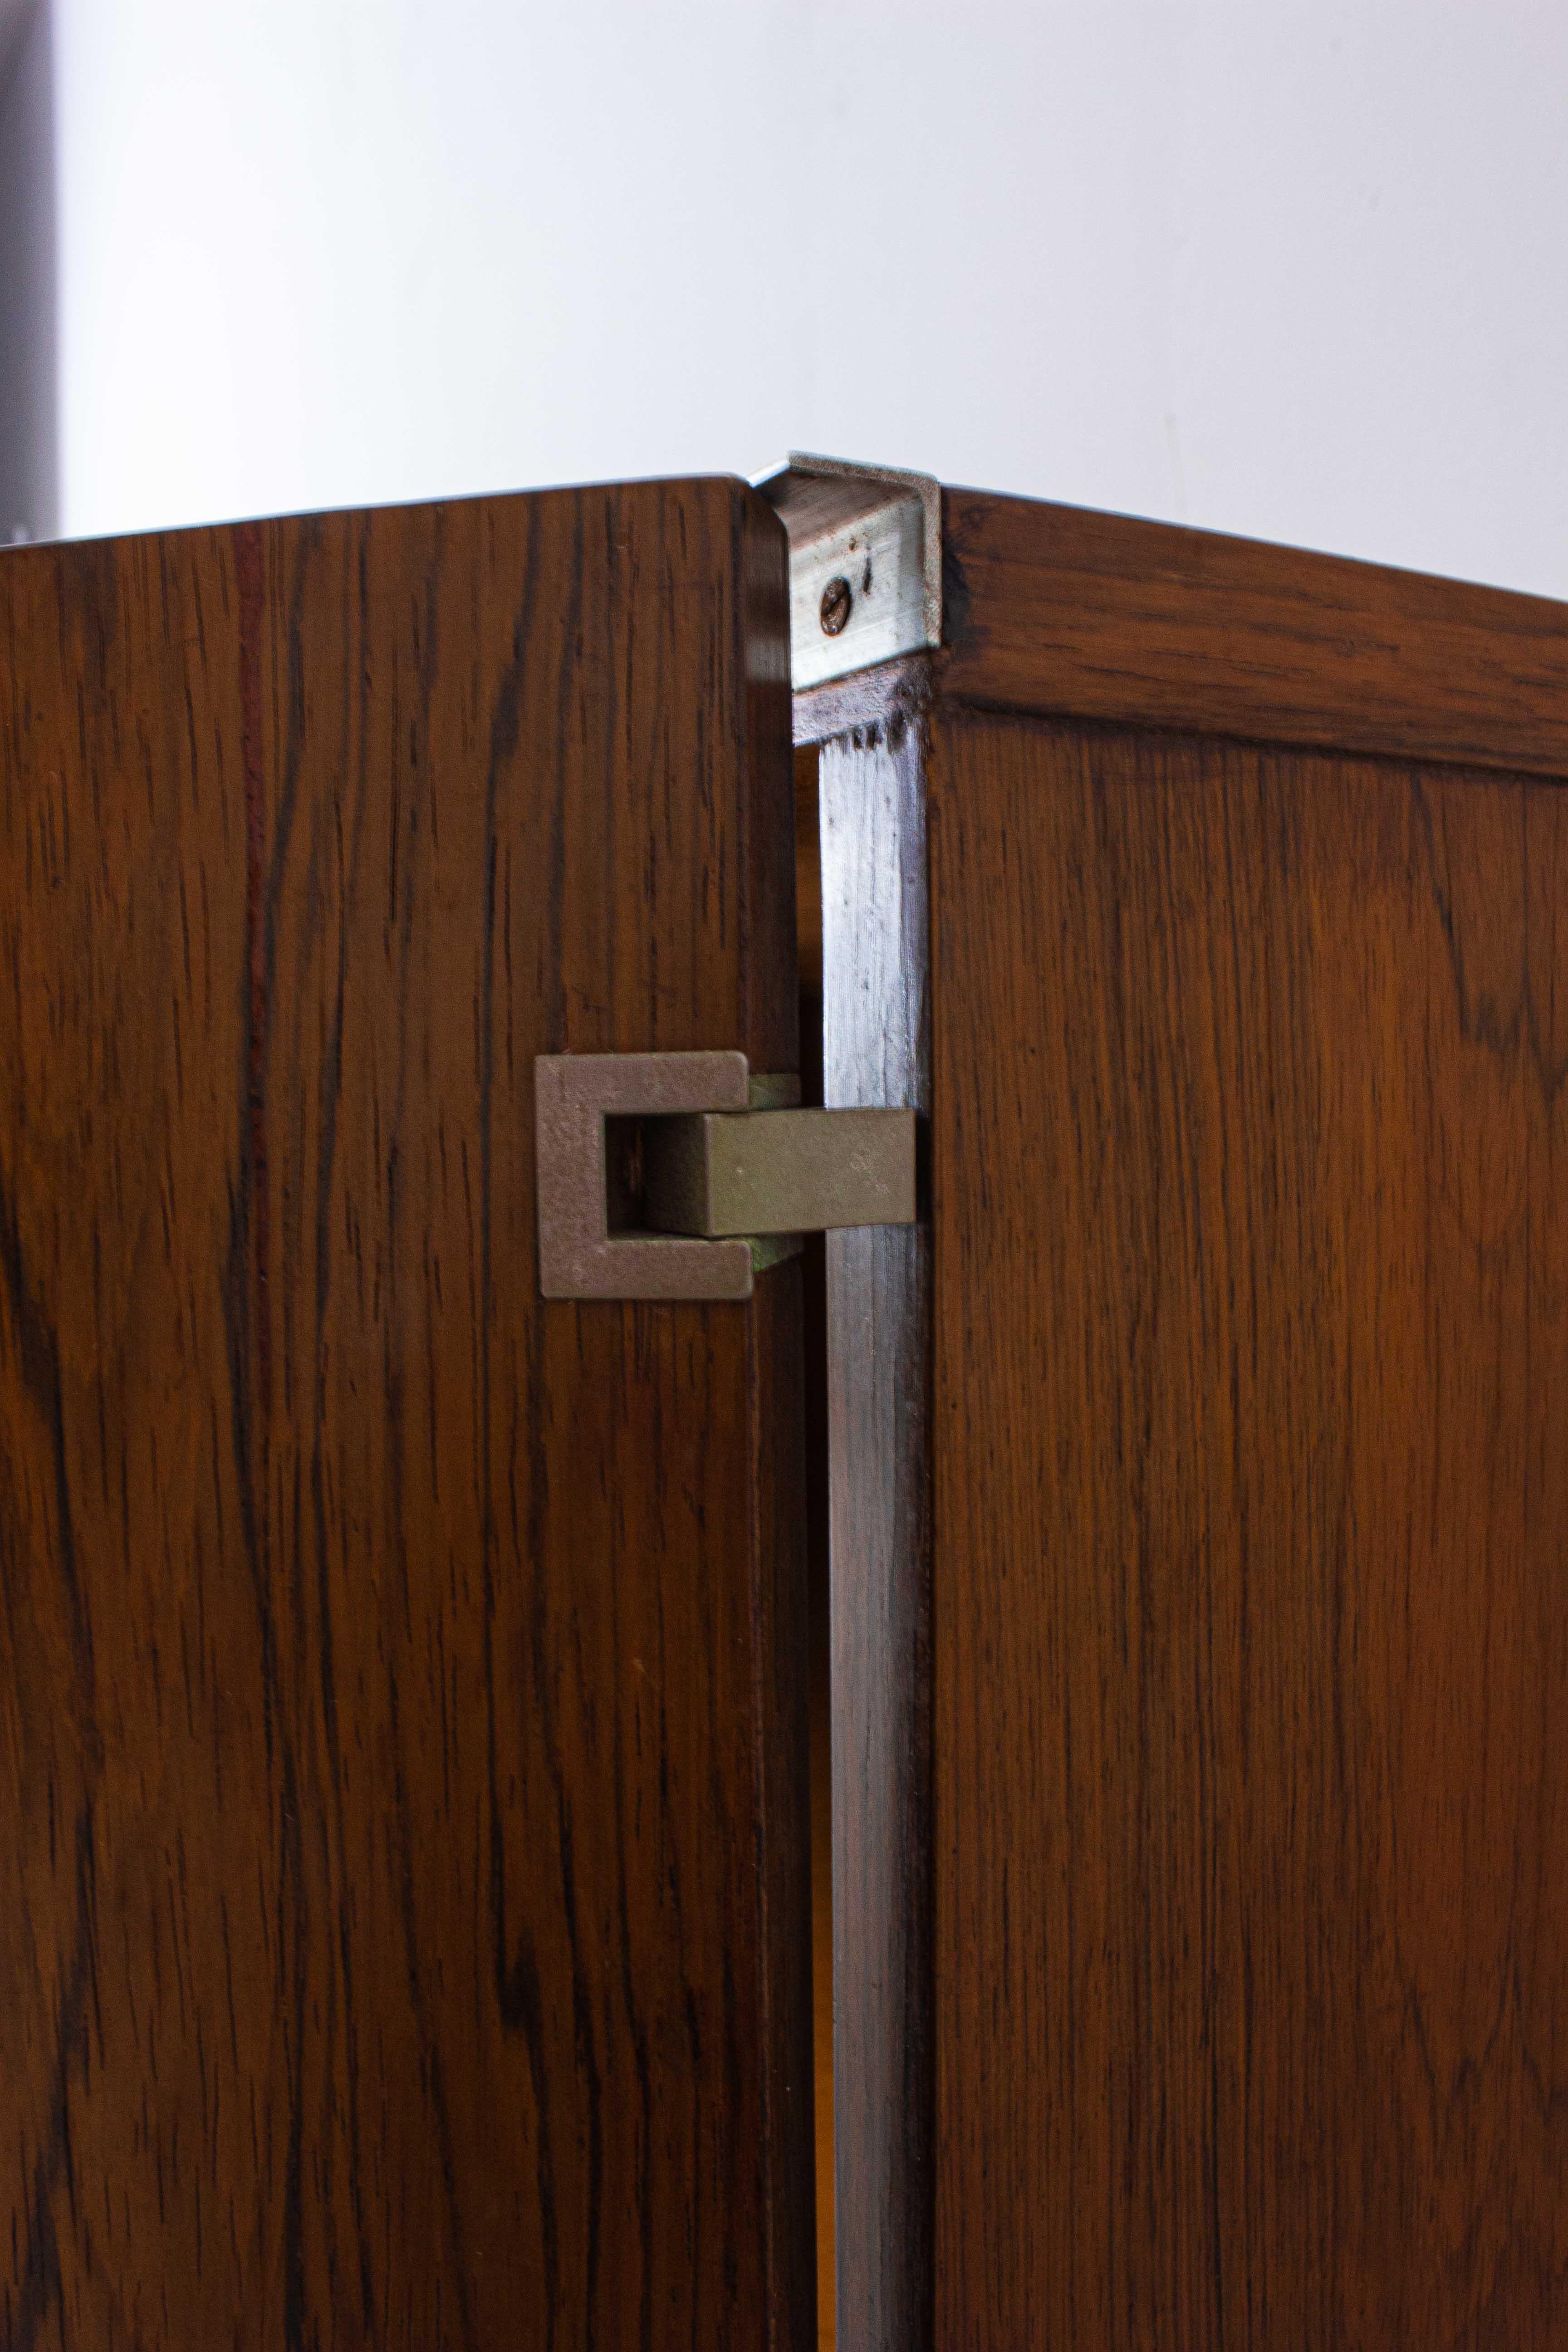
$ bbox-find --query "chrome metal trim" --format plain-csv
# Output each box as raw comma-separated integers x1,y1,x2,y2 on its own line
755,453,942,691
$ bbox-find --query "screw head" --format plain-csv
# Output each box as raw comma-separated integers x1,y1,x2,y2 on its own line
819,575,853,637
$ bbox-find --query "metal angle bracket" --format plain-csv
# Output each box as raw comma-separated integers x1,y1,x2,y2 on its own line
753,453,941,691
535,1051,916,1300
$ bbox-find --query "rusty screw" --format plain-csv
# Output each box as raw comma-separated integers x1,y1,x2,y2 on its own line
819,575,853,637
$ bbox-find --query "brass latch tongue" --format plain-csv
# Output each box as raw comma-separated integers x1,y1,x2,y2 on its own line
535,1052,916,1300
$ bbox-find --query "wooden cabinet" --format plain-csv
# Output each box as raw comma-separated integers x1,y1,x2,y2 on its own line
4,464,1567,2346
800,477,1568,2352
0,485,812,2348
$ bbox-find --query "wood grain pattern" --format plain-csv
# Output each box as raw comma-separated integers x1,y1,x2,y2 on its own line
0,477,814,2349
928,702,1568,2347
819,714,933,2352
941,487,1568,780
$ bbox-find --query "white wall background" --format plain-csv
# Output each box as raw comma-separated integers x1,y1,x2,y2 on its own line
0,0,52,541
10,1,1568,596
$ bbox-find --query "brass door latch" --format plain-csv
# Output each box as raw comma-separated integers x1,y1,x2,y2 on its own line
535,1052,916,1299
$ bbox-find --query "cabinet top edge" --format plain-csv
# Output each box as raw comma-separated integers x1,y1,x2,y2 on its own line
934,483,1568,782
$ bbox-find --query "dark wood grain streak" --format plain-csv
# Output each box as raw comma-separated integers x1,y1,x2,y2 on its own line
941,487,1568,779
0,478,814,2348
928,701,1568,2347
819,711,933,2352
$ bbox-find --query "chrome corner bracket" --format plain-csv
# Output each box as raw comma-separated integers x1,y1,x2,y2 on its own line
536,1051,759,1301
754,454,941,691
536,1051,916,1301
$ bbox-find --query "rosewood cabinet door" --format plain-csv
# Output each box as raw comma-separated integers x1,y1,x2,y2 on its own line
0,481,813,2349
793,476,1568,2352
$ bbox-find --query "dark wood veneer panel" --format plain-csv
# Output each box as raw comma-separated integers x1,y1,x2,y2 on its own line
0,480,813,2349
930,704,1568,2347
942,486,1568,779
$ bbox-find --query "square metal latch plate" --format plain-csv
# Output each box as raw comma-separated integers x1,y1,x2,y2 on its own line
535,1051,916,1300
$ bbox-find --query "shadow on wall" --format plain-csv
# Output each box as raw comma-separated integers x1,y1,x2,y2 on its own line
0,0,55,543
